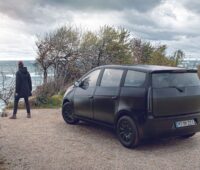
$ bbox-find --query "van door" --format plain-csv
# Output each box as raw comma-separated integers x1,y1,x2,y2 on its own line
152,72,200,117
74,69,101,118
93,69,124,123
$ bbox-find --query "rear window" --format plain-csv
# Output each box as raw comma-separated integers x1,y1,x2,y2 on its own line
152,72,200,88
124,70,146,87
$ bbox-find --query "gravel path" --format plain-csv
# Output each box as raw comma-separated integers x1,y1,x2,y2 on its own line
0,109,200,170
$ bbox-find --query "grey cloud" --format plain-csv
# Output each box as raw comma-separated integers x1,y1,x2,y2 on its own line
119,7,200,42
40,0,162,12
0,0,163,24
131,26,181,41
122,10,157,28
0,0,200,59
182,0,200,14
132,27,199,41
119,11,177,41
0,0,72,24
0,1,38,22
165,35,200,56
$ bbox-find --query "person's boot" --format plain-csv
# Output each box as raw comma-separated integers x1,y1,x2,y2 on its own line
27,113,31,118
9,114,17,119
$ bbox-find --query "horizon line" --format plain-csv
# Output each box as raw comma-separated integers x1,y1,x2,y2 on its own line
0,59,35,61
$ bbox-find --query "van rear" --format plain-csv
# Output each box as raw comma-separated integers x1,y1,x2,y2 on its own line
152,70,200,117
143,70,200,138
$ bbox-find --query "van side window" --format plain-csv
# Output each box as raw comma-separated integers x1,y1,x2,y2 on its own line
100,69,123,87
82,69,100,87
124,70,146,87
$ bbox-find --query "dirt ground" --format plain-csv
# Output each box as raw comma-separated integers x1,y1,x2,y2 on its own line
0,109,200,170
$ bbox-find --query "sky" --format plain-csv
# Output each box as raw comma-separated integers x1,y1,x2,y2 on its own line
0,0,200,60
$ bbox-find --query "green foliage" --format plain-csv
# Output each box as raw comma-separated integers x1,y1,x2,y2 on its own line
78,26,132,73
141,42,154,64
48,95,62,107
97,26,132,65
34,94,62,108
148,45,173,66
33,82,63,108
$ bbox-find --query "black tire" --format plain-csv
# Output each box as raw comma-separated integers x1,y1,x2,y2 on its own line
116,116,139,148
62,103,79,124
181,133,196,139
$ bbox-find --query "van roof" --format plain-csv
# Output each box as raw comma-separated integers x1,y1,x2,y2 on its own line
97,65,196,73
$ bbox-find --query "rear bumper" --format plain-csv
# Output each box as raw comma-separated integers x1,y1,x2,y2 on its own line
141,113,200,139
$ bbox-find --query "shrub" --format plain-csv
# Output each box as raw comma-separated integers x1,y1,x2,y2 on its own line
48,95,62,107
35,95,48,106
34,81,56,99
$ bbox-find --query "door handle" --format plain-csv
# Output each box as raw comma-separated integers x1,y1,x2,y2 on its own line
88,96,93,99
111,96,118,100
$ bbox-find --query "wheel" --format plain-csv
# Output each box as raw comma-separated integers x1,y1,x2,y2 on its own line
116,116,139,148
181,133,196,139
62,103,79,124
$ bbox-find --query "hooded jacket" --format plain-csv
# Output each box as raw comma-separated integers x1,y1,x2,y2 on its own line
15,67,32,98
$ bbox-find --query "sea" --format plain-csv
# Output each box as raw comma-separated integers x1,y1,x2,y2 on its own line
0,60,44,112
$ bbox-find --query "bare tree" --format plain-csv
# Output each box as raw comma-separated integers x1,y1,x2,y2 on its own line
0,71,15,116
36,33,55,84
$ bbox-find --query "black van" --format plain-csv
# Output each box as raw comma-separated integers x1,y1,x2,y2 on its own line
62,65,200,148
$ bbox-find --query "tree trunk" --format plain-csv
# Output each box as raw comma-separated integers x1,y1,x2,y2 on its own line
43,69,48,84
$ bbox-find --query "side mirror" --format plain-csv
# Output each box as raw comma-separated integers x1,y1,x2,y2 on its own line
74,81,80,87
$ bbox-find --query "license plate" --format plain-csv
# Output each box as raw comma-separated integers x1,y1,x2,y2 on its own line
175,119,196,128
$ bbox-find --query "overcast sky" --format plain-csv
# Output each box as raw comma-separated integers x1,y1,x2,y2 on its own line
0,0,200,60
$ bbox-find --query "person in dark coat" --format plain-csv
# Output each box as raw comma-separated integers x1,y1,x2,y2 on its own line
10,61,32,119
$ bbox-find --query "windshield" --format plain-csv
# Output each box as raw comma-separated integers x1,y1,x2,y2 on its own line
152,72,200,88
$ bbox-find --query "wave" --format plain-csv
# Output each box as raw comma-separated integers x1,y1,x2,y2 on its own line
5,74,15,78
30,73,43,78
2,72,54,78
0,101,5,112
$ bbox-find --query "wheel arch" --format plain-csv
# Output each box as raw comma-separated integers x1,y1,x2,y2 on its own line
114,109,138,127
62,98,71,105
62,98,72,114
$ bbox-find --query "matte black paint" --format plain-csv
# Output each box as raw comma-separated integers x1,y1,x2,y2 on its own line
74,87,95,118
153,86,200,117
93,86,120,123
63,65,200,140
